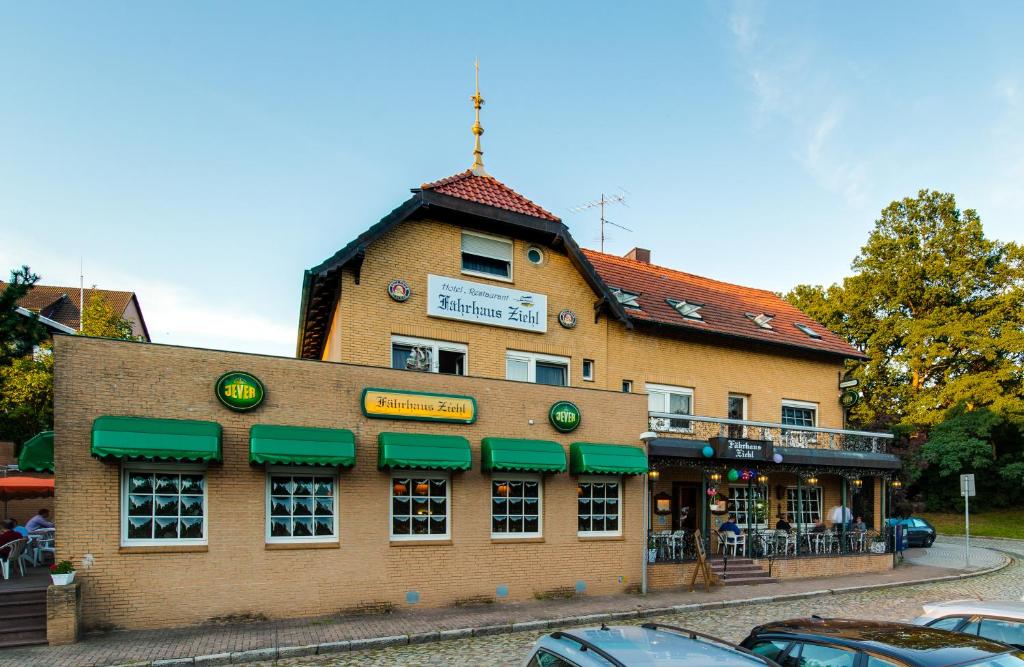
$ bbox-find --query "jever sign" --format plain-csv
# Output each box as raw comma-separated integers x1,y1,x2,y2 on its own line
215,371,266,411
549,401,581,433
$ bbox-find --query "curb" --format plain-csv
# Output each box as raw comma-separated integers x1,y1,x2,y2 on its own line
102,552,1013,666
938,533,1024,544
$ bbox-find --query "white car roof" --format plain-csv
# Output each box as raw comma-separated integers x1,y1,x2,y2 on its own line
921,600,1024,620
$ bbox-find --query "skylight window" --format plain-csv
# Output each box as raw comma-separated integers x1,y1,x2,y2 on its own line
609,287,641,309
667,299,703,320
794,323,822,339
745,312,774,330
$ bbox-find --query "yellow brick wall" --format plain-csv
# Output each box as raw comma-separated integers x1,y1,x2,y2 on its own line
54,335,648,631
320,217,847,428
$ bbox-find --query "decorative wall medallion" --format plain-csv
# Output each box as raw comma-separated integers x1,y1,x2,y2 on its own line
387,279,411,302
549,401,581,433
558,309,577,329
215,371,265,411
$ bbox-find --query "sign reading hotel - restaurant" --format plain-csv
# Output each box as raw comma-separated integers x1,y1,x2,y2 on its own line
361,388,477,424
215,371,265,411
710,436,773,461
427,274,547,333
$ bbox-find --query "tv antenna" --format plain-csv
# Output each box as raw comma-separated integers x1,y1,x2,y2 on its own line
569,191,631,252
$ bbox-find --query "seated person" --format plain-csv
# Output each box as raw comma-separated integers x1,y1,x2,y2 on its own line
853,516,867,531
13,520,29,537
775,514,792,533
719,514,742,536
0,519,22,559
26,508,54,532
811,516,826,533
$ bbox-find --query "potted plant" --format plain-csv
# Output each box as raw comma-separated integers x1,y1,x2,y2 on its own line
870,534,887,554
50,560,76,585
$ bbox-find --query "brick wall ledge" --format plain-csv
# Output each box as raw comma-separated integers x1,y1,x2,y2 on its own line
118,545,209,555
388,539,454,547
265,542,341,551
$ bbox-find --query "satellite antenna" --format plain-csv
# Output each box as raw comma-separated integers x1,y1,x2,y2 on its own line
569,190,632,252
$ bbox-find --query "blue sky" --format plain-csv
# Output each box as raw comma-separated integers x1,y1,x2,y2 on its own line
2,2,1022,356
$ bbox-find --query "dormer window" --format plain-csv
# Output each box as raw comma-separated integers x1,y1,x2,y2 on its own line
667,299,703,320
746,312,774,330
609,287,641,309
794,323,822,339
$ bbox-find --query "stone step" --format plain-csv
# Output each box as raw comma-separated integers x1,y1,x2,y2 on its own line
0,616,47,648
721,576,780,586
718,570,774,580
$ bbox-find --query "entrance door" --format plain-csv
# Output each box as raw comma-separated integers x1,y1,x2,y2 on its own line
852,478,876,528
728,395,748,439
672,483,699,532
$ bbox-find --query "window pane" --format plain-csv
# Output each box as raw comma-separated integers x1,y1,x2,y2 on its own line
462,232,512,260
392,516,410,535
270,517,290,537
462,253,510,277
154,517,178,539
392,344,413,370
648,391,664,412
128,517,152,539
268,474,336,541
128,473,154,494
154,496,179,516
750,641,789,661
506,357,529,382
292,518,313,537
128,495,152,516
535,362,567,386
180,496,204,517
180,475,204,494
866,657,903,667
179,518,203,539
271,478,291,495
315,516,334,536
438,349,465,375
154,474,179,494
669,393,691,414
795,643,856,667
978,619,1024,647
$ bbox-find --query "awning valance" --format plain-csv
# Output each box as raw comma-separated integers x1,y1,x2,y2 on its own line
646,438,900,471
570,442,647,475
377,432,472,471
481,438,567,473
250,425,356,467
18,431,54,473
91,417,222,463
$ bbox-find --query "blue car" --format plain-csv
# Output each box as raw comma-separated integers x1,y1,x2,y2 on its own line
523,623,779,667
887,517,937,548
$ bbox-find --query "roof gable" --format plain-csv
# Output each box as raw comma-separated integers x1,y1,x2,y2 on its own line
420,170,559,222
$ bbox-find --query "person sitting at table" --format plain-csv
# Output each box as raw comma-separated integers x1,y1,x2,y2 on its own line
26,508,54,532
810,515,826,533
853,515,867,531
719,514,742,536
775,514,792,533
12,519,30,537
0,519,22,558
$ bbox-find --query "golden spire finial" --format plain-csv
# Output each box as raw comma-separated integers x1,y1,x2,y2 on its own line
470,58,487,176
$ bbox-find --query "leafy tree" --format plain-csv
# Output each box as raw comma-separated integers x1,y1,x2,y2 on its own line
0,347,53,448
81,292,137,340
0,266,47,367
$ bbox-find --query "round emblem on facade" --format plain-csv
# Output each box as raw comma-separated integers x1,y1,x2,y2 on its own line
549,400,581,433
558,309,577,329
215,371,265,411
839,389,860,409
387,279,411,302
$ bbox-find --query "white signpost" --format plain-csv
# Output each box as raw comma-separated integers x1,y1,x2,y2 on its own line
961,473,975,566
426,274,548,333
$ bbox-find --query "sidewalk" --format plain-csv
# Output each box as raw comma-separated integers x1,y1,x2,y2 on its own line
0,550,1009,667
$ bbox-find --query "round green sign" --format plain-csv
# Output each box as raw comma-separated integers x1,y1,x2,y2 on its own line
839,389,860,409
215,371,265,411
549,401,581,433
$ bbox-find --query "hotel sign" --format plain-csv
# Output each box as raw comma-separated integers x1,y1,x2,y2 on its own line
427,274,547,333
710,437,773,462
361,388,477,424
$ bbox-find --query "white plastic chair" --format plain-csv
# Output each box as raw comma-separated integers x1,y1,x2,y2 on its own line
1,539,28,579
31,529,55,565
670,530,686,560
723,531,746,556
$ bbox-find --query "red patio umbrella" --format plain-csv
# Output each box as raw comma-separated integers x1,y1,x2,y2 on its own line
0,476,54,501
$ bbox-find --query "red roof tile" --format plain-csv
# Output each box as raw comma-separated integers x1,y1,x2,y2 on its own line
581,250,863,358
1,282,136,332
420,170,560,222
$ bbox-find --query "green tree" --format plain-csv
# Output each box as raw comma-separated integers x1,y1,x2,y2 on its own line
0,266,47,367
0,348,53,447
81,292,137,340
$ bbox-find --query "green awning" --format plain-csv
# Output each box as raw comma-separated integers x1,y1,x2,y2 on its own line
570,442,648,475
481,438,566,473
18,431,54,473
250,424,356,467
92,416,222,463
377,432,472,471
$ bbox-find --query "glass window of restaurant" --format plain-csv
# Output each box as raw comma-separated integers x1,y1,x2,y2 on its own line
728,485,768,527
390,473,450,540
506,351,570,386
491,474,542,538
786,486,822,527
266,468,338,543
122,464,207,546
646,383,694,432
577,476,621,537
391,335,467,375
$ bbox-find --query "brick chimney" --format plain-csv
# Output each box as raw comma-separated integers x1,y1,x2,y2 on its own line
624,247,651,264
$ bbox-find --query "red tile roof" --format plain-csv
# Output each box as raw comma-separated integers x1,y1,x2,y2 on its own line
582,249,864,358
1,283,136,332
420,170,560,222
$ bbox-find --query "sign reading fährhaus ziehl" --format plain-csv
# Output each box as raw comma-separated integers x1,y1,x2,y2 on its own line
361,388,477,424
709,437,774,461
427,274,548,333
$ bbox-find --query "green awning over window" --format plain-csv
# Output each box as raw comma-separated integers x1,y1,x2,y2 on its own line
250,424,356,467
481,438,567,473
570,442,648,475
18,431,54,473
377,432,472,471
92,416,222,463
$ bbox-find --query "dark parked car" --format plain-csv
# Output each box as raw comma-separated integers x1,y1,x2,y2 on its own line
888,517,937,548
740,617,1024,667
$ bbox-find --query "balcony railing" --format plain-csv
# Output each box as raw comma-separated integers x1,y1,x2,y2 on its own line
648,413,893,453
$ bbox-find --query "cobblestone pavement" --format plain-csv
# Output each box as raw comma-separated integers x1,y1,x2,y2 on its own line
253,538,1023,667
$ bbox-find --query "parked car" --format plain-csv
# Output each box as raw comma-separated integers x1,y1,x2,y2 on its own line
914,600,1024,649
740,617,1024,667
523,623,779,667
887,517,937,548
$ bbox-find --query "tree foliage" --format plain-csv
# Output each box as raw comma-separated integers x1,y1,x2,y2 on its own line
81,292,137,340
0,266,47,367
0,348,54,447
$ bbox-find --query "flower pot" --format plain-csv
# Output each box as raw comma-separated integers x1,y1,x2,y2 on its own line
870,542,886,554
51,571,76,586
647,548,658,563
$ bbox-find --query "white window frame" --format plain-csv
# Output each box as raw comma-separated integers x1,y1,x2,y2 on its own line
505,350,571,386
781,400,818,426
389,471,451,542
581,359,594,382
728,484,769,528
265,466,339,544
609,287,641,308
490,473,543,539
460,229,514,282
785,486,823,529
576,475,623,537
390,335,468,375
121,462,208,547
646,383,695,433
727,394,749,438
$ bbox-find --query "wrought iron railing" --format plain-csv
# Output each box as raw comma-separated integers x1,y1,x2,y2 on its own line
648,528,891,564
648,413,893,453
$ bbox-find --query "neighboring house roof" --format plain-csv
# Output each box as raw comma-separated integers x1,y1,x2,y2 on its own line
15,307,77,335
582,249,864,359
420,170,559,222
2,282,151,341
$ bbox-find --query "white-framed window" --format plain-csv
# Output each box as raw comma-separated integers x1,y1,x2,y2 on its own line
667,299,703,320
266,468,338,543
786,486,823,527
577,476,621,536
745,312,775,330
506,350,569,386
490,474,542,538
727,394,748,438
121,463,207,546
781,400,817,427
646,383,694,432
728,485,769,528
609,287,641,308
390,472,450,541
582,359,594,382
622,380,633,393
391,335,467,375
526,246,545,265
461,230,513,281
